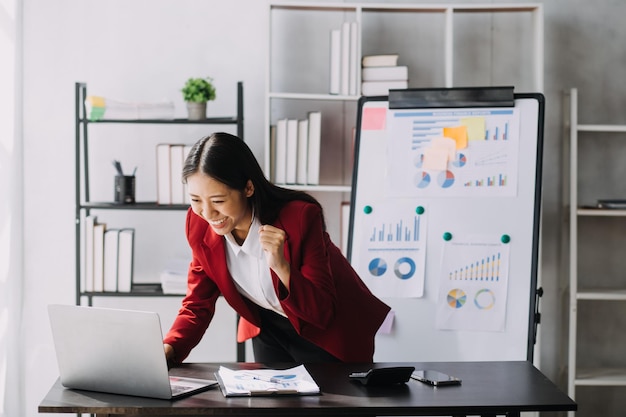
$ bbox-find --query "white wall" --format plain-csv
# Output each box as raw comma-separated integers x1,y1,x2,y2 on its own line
21,1,266,414
21,1,626,416
1,0,24,415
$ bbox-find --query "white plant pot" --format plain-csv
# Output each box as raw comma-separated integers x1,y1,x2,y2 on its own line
186,101,207,120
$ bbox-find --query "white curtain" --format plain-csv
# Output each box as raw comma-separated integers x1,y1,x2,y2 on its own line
0,0,24,416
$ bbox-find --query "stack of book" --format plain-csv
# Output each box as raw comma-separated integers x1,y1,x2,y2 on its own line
329,21,358,96
84,215,134,293
270,111,322,186
361,54,408,96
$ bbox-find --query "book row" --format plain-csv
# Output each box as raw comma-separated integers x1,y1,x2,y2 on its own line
84,215,134,293
269,111,321,185
329,21,358,95
156,143,192,205
328,21,410,96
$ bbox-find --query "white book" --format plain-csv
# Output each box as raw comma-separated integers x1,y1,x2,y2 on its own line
285,119,299,184
83,215,97,292
340,21,350,95
329,29,341,95
117,228,135,293
296,119,309,184
275,119,288,184
340,202,351,257
103,228,120,292
361,54,399,67
183,144,193,201
269,125,277,182
362,66,408,82
348,21,358,95
93,222,106,292
307,111,322,185
156,143,171,204
169,144,185,204
361,80,408,96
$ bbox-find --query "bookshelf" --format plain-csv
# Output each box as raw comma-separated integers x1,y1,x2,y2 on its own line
564,88,626,416
265,2,544,243
74,81,244,359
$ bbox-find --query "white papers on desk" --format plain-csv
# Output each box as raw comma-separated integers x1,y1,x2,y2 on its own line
160,258,188,295
215,365,320,397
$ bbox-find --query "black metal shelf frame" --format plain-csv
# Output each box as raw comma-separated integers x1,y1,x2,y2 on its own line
74,82,245,361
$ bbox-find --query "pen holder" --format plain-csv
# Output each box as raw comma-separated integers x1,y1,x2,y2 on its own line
114,175,136,204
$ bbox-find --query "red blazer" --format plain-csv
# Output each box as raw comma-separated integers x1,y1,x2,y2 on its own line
163,200,390,363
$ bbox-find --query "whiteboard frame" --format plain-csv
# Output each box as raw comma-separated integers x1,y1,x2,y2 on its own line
347,90,545,362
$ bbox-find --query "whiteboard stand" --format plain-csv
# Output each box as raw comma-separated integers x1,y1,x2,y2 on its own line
348,87,544,363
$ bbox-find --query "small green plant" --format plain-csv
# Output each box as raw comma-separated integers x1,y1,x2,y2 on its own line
181,77,216,103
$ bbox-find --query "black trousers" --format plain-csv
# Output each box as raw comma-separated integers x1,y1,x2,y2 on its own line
252,308,341,363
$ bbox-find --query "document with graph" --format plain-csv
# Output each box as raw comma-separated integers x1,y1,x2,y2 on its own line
214,365,320,397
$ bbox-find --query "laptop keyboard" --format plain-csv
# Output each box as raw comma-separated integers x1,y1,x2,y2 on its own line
171,384,193,395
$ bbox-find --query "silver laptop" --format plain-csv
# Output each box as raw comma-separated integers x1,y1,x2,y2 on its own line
47,304,218,399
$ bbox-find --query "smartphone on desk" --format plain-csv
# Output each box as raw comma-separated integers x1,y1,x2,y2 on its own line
411,370,461,386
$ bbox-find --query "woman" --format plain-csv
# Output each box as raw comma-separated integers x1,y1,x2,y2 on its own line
163,132,390,364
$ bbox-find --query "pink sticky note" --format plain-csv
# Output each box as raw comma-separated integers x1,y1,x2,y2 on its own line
376,310,395,334
361,107,387,130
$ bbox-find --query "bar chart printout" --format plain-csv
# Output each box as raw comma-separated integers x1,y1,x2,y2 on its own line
436,234,510,332
356,201,428,298
387,107,521,198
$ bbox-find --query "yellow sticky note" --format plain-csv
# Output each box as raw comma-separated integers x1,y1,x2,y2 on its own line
443,126,468,149
460,117,486,141
423,146,449,171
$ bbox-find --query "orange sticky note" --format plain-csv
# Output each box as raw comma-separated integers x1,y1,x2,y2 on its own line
443,125,468,149
362,107,386,130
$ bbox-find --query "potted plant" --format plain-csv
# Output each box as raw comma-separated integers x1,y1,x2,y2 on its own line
181,77,216,120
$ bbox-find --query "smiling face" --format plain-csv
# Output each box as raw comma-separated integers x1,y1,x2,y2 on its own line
187,172,254,243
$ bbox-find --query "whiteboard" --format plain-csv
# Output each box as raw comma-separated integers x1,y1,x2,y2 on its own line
348,90,544,362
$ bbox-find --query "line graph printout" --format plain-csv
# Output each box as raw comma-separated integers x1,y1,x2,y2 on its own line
387,107,521,198
354,201,428,298
435,234,510,332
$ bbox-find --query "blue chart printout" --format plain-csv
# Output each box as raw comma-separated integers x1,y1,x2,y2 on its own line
356,201,428,298
435,234,510,332
387,107,521,197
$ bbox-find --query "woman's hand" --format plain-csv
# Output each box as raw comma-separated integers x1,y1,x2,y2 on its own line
259,224,291,288
164,343,176,369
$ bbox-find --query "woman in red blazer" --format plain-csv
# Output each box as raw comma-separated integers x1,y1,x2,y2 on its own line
163,132,390,364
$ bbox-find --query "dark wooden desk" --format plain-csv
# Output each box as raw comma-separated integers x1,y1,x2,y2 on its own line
39,361,576,417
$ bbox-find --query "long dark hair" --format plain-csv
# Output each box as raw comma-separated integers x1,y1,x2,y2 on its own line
183,132,326,229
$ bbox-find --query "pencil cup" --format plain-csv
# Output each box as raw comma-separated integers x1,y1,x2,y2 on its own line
114,175,136,204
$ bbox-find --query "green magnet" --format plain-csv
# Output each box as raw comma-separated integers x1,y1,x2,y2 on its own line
415,206,425,215
501,234,511,244
363,205,373,214
443,232,452,241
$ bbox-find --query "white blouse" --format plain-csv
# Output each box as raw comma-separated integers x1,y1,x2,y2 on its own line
224,216,286,317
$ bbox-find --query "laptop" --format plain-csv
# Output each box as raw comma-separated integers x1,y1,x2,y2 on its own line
47,304,218,400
